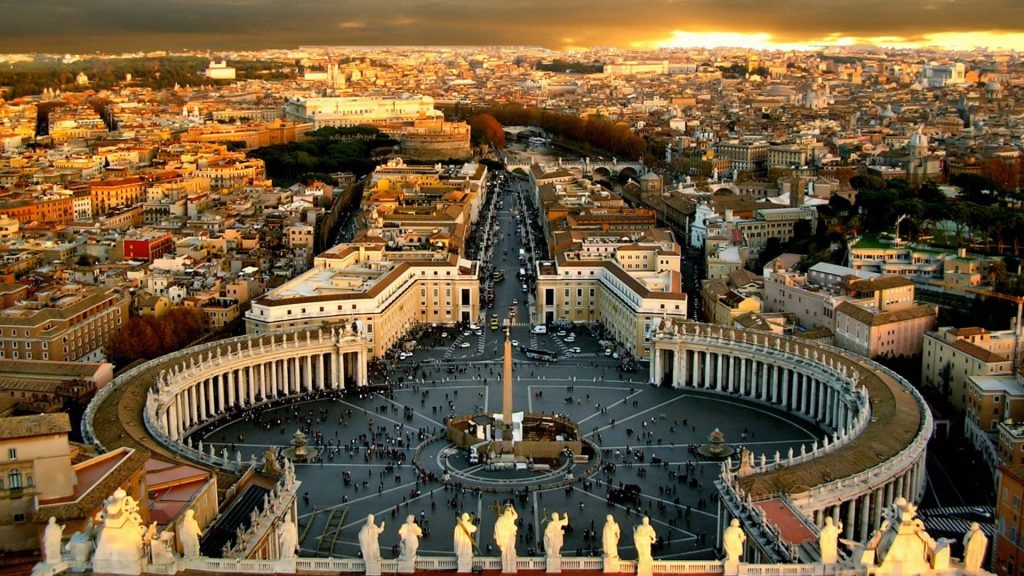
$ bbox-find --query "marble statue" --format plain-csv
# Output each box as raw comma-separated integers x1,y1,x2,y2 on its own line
92,488,146,575
178,509,202,559
277,518,299,560
633,517,657,563
66,519,94,567
149,528,176,565
454,513,477,573
723,519,746,564
962,522,988,572
359,514,386,576
819,516,842,565
398,515,423,572
43,517,65,565
494,506,519,573
263,447,280,474
602,515,620,560
544,513,569,558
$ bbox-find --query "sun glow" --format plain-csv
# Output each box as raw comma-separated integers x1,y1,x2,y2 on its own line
639,29,1024,51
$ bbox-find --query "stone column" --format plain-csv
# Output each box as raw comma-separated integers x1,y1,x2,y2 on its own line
247,365,256,403
739,358,746,395
216,373,225,412
716,353,724,391
304,355,313,392
227,370,237,407
845,497,856,540
651,348,661,385
703,351,712,389
168,401,179,440
259,362,267,400
318,353,326,390
872,486,884,528
780,369,789,409
681,348,689,388
859,494,871,542
359,350,368,386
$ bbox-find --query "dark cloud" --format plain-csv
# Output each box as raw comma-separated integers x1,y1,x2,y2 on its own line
0,0,1021,52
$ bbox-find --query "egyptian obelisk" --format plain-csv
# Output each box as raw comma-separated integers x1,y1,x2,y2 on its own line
502,328,513,442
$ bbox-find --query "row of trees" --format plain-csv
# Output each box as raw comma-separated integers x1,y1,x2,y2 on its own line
0,56,294,99
105,307,208,367
534,60,604,74
848,176,1024,256
480,105,648,160
468,114,505,149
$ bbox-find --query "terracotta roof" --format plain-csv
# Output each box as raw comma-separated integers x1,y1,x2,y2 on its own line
0,412,71,440
35,447,150,522
835,302,935,327
952,339,1008,363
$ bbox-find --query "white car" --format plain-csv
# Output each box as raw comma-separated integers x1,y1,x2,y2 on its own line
569,347,581,354
441,332,449,338
399,352,412,359
556,330,567,337
511,340,519,347
460,342,472,348
604,349,613,356
469,324,480,330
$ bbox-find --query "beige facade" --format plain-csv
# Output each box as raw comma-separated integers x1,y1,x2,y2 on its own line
921,326,1015,412
0,413,74,551
246,243,480,357
535,244,686,359
834,301,937,358
0,286,130,363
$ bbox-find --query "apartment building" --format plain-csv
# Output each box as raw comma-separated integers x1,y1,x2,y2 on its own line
246,243,480,357
0,285,130,362
89,176,146,215
922,326,1016,412
0,413,75,551
834,300,937,358
994,464,1024,576
535,242,687,359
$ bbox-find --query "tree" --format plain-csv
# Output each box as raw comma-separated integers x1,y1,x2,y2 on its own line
469,114,505,149
105,306,209,367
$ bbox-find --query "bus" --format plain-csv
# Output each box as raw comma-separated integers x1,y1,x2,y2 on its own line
523,348,558,362
492,270,505,282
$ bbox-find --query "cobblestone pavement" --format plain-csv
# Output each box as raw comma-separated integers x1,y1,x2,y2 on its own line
204,363,822,561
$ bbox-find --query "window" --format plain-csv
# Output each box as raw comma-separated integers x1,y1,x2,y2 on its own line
8,469,21,489
13,513,24,523
7,448,15,460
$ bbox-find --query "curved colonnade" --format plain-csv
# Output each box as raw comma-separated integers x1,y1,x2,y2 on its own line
84,326,371,471
85,320,930,565
650,321,932,554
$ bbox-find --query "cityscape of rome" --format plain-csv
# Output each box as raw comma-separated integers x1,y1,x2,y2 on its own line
2,2,1024,576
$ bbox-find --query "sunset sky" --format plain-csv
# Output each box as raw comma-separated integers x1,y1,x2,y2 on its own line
0,0,1022,53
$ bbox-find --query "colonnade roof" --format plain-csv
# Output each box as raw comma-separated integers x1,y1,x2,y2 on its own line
736,346,923,499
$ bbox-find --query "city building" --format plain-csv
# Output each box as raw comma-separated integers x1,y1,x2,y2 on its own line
284,95,442,129
246,243,480,357
0,413,75,551
205,60,237,80
995,464,1024,576
922,326,1016,412
0,285,130,362
535,241,687,359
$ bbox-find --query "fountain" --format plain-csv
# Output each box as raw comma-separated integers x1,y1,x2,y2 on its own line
281,430,320,462
697,428,736,460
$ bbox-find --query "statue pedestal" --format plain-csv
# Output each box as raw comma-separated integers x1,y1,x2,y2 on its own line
456,555,473,573
723,561,740,576
546,556,561,573
603,557,620,573
636,558,652,576
146,560,180,575
398,558,416,573
31,560,69,576
364,558,382,576
274,558,297,574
